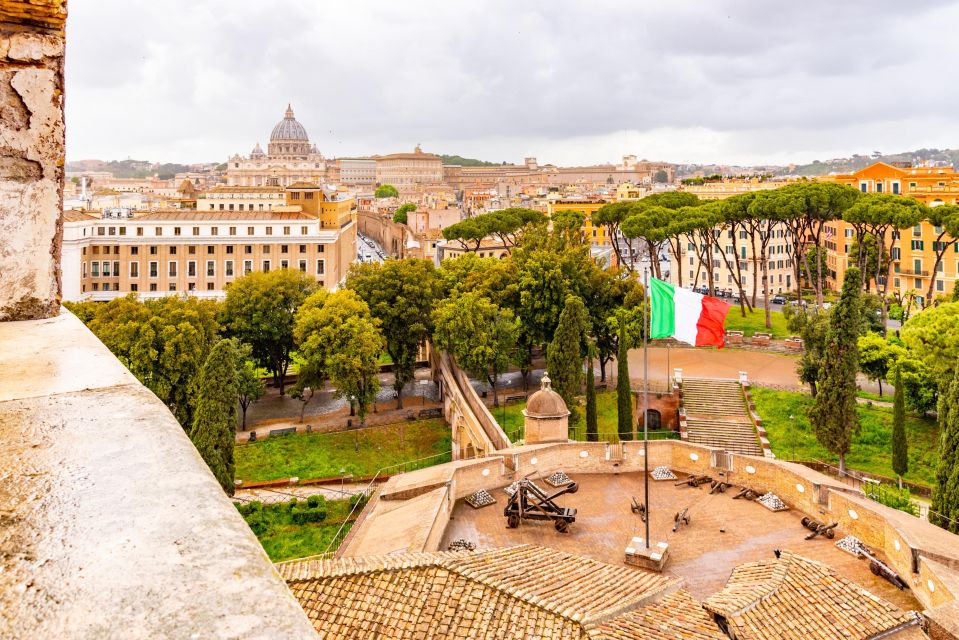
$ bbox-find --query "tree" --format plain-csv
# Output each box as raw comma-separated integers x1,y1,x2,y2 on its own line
221,269,318,396
807,267,862,473
432,292,519,408
858,332,896,396
393,203,416,224
375,184,398,198
79,294,220,427
347,259,440,408
931,365,959,533
191,340,239,495
616,319,633,441
923,204,959,306
585,348,598,442
233,341,264,430
653,169,669,184
784,305,830,397
546,295,589,426
901,301,959,387
295,290,384,428
891,366,908,489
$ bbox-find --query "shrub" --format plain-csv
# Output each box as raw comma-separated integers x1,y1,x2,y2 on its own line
244,512,268,536
286,498,298,511
306,494,325,509
865,483,918,516
350,493,369,510
291,505,327,525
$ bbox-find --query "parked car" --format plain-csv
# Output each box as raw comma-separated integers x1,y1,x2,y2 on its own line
771,295,786,305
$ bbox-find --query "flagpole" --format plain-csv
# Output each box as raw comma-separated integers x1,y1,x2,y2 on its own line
643,268,650,549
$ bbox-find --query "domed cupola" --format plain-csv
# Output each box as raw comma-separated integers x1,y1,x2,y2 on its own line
250,142,265,158
522,373,570,444
268,104,313,157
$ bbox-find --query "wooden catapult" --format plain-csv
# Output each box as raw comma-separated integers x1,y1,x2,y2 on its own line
504,475,578,533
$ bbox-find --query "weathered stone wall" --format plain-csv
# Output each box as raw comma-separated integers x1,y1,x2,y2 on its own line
0,1,66,320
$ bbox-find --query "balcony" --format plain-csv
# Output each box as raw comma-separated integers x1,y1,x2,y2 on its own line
897,268,931,277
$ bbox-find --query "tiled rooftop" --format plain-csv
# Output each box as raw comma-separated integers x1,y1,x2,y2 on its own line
279,545,686,638
703,550,920,639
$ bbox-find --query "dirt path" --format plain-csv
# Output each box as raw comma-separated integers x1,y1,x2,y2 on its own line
626,346,802,388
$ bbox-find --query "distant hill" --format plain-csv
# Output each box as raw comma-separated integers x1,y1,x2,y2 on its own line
439,154,507,167
65,159,193,180
783,148,959,176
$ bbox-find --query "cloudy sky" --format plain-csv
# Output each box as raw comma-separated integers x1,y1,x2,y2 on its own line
66,0,959,166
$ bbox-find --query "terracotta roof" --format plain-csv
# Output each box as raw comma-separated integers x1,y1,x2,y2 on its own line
589,590,726,640
279,545,682,639
702,550,919,640
63,210,96,222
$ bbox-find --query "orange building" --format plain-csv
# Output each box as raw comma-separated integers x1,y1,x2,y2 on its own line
546,199,610,246
820,162,959,304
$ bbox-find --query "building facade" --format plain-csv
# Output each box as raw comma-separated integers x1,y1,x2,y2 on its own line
375,145,444,190
62,185,356,302
224,105,328,187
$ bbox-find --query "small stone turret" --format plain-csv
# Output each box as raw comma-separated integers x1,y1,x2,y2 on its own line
522,373,570,444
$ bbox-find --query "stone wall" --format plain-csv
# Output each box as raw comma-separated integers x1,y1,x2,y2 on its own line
0,1,66,320
358,210,413,258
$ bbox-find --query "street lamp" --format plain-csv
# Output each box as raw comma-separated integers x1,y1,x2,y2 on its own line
340,468,347,495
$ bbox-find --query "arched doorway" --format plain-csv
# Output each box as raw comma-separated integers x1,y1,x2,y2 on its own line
645,409,662,430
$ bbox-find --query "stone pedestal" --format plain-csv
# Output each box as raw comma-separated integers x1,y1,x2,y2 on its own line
625,537,670,572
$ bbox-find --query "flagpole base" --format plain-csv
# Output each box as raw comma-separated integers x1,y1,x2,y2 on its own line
624,537,670,572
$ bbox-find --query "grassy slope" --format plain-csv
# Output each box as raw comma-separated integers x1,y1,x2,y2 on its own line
235,419,451,482
724,308,790,338
242,498,354,562
752,387,939,487
498,389,678,443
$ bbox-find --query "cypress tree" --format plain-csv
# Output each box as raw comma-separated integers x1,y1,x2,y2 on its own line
807,267,861,474
191,340,240,496
891,366,908,489
617,322,633,441
585,350,598,442
546,295,589,428
931,365,959,533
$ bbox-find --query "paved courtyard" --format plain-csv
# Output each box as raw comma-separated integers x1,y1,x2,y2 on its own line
441,471,920,610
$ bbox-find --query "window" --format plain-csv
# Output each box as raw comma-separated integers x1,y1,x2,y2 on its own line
247,226,254,235
280,260,289,269
92,283,99,291
316,244,324,253
131,246,138,256
206,260,215,277
149,261,158,277
316,259,325,275
262,260,271,272
174,226,181,236
244,245,252,254
229,226,237,236
299,244,306,254
860,182,868,193
912,240,924,251
265,226,273,236
150,283,157,292
136,227,144,236
102,261,111,277
149,246,157,255
97,227,105,236
281,245,289,253
169,246,177,255
914,259,923,273
188,283,196,291
188,261,196,277
168,261,177,277
892,182,900,195
225,260,234,277
298,259,307,272
119,226,126,236
169,283,176,291
244,260,252,275
913,225,922,237
263,245,271,254
207,245,214,254
207,283,215,291
211,227,218,236
113,261,119,276
226,245,234,254
130,262,139,278
283,226,290,235
301,226,308,235
188,245,196,255
92,262,100,277
131,283,138,292
155,227,162,236
876,182,883,193
937,280,944,292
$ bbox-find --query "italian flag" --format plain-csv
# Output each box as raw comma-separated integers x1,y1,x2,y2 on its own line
649,277,730,348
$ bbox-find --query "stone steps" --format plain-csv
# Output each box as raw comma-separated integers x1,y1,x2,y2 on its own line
682,377,762,456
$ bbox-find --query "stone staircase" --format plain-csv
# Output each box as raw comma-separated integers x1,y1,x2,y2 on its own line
681,378,763,456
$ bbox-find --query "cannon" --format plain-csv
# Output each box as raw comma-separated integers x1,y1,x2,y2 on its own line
732,488,758,500
631,497,647,522
673,507,691,532
504,475,578,533
709,480,730,495
861,551,909,590
675,474,712,489
801,516,838,540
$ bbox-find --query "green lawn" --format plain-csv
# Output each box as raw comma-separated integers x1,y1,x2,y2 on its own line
498,390,678,444
724,308,790,338
751,387,940,487
235,419,452,482
236,497,357,562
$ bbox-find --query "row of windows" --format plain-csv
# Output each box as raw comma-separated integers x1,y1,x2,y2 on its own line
96,225,312,237
85,276,328,294
85,244,325,256
85,259,326,279
208,203,276,211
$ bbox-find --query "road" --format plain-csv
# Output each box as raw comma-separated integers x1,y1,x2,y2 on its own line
357,233,385,264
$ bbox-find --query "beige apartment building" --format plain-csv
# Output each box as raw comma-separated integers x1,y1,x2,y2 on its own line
62,185,356,301
375,145,444,190
196,186,286,212
669,223,796,298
